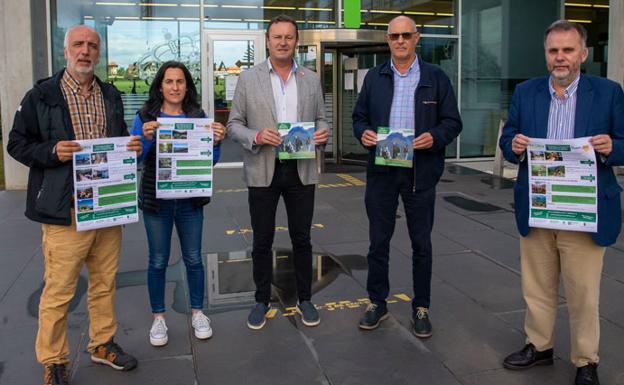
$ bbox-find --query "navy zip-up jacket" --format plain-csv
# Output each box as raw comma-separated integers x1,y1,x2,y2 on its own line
352,56,462,190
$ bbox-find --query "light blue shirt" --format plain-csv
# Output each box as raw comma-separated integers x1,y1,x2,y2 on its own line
389,56,420,133
547,75,580,139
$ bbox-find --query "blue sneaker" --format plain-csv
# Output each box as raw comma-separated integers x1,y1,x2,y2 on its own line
247,302,271,330
296,301,320,327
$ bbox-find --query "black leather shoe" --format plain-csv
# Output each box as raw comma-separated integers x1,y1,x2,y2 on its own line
412,307,432,338
358,303,388,330
575,363,600,385
503,343,553,370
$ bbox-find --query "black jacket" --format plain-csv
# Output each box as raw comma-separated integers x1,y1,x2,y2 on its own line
137,108,213,212
7,69,128,225
352,57,462,190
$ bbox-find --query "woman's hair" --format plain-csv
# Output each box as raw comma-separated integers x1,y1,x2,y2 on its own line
140,61,200,116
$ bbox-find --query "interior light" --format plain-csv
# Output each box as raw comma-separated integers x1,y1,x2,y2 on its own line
436,12,454,16
564,2,592,7
221,4,259,8
140,3,178,7
567,19,592,23
404,11,435,15
369,10,402,14
262,6,296,10
95,2,136,5
298,7,333,11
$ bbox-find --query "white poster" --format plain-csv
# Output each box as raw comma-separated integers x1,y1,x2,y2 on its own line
357,69,369,93
73,137,139,231
527,137,598,232
156,118,214,199
344,73,354,90
225,75,238,101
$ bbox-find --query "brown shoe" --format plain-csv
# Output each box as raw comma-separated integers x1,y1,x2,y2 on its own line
91,339,138,371
44,363,69,385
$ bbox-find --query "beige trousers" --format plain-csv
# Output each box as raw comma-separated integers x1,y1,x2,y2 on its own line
520,228,604,367
36,215,121,365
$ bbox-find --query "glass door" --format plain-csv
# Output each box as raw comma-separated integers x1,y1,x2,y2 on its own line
337,45,390,164
202,30,265,163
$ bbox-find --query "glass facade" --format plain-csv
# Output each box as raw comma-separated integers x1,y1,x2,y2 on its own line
49,0,594,160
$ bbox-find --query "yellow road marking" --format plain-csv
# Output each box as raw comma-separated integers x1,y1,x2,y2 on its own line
336,173,366,186
281,294,407,317
226,224,325,235
394,293,411,302
266,309,278,318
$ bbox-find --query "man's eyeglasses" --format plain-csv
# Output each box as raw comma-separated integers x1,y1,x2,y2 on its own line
387,32,417,41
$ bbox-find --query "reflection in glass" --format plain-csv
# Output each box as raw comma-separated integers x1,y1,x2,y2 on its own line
51,0,201,126
203,0,335,29
357,0,457,35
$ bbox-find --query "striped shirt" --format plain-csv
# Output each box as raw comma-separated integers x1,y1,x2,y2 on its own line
60,70,106,140
389,57,420,133
546,76,579,140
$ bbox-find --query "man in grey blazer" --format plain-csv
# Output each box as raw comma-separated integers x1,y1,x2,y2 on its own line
227,15,329,330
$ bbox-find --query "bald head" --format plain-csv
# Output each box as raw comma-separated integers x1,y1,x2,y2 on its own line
385,16,420,65
387,15,417,34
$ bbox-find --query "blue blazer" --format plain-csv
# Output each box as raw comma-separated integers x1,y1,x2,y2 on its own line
499,75,624,246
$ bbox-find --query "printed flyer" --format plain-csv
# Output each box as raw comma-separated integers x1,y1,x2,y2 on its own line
527,137,598,232
156,117,214,199
374,126,414,168
277,122,316,160
73,137,139,231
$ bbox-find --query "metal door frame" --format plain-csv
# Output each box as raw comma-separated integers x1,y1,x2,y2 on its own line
201,29,266,120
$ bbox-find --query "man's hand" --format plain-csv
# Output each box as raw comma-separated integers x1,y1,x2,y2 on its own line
590,134,612,157
256,128,282,146
512,134,530,156
142,121,159,141
212,122,226,143
127,135,143,158
55,141,81,162
413,132,434,150
313,128,329,145
361,129,377,147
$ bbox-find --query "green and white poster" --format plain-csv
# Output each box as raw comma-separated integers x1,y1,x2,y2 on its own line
277,122,316,160
156,117,214,199
73,137,138,231
375,126,414,168
527,137,597,232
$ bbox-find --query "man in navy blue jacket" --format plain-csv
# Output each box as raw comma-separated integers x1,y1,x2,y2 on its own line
353,15,462,338
499,20,624,385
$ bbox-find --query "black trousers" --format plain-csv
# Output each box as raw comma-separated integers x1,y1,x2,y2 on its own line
365,167,436,312
248,160,315,303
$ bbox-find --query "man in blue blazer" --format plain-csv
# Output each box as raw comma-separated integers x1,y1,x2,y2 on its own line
499,20,624,385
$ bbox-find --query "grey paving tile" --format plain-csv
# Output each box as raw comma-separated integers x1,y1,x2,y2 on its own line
194,307,325,385
433,252,525,313
72,356,195,385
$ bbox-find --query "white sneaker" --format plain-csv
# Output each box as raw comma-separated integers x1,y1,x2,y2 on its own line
149,316,168,346
192,311,213,340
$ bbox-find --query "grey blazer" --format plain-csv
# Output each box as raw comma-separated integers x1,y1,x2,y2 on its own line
226,59,329,187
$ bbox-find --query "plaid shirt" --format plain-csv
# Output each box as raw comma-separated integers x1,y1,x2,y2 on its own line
389,57,420,133
60,70,106,140
546,75,580,140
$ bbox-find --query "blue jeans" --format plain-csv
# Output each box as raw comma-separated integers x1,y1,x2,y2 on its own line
143,199,205,313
